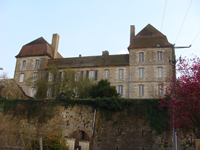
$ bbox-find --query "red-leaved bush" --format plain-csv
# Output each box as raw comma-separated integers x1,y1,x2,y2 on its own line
159,56,200,138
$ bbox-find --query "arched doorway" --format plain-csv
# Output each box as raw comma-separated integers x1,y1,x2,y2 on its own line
68,130,90,150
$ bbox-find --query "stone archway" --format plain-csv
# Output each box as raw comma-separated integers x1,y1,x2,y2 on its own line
69,130,90,147
69,130,90,146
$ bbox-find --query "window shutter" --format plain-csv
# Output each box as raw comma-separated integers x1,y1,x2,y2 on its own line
95,70,98,80
46,73,49,81
86,70,89,78
142,68,144,78
81,71,83,78
121,85,123,96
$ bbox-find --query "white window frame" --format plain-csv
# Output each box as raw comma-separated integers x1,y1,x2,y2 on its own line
22,60,26,69
157,67,163,78
31,88,36,97
104,69,109,80
75,87,78,97
158,84,164,96
33,72,37,82
47,87,52,98
139,68,144,79
157,51,163,62
139,85,144,96
90,70,95,80
118,85,123,96
118,69,124,80
19,73,24,83
35,60,39,69
139,52,144,62
49,73,54,82
75,71,81,81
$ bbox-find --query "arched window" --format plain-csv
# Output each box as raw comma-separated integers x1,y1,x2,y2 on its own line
157,67,163,78
157,51,163,61
139,85,144,96
139,52,144,62
139,68,144,78
104,69,109,80
35,60,39,68
22,60,26,69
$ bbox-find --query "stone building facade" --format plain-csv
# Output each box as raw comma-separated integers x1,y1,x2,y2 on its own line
14,24,175,98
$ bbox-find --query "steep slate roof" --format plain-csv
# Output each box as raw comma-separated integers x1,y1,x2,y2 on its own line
128,24,173,49
16,37,63,58
46,54,129,69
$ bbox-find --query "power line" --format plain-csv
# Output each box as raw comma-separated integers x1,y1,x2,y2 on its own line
191,30,200,45
161,0,167,31
181,31,200,55
175,0,193,43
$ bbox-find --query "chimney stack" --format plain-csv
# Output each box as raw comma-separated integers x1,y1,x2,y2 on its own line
130,25,135,43
51,34,60,58
102,50,109,56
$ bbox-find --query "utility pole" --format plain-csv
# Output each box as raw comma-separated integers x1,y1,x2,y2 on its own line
157,44,191,150
172,44,191,150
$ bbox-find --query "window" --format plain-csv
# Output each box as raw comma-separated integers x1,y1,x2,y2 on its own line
139,85,144,96
59,72,62,80
47,87,52,98
22,60,26,69
89,70,98,80
35,60,39,68
90,70,95,80
119,69,124,80
75,87,78,97
31,88,36,97
139,52,144,62
104,70,109,80
86,70,89,78
81,71,83,78
33,72,37,82
75,71,81,81
49,73,54,82
157,51,163,61
118,85,123,96
19,73,24,82
158,84,164,96
139,68,144,78
158,67,163,78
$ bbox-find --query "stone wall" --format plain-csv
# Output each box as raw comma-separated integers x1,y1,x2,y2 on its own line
0,102,196,150
0,79,31,99
14,56,50,97
128,47,174,99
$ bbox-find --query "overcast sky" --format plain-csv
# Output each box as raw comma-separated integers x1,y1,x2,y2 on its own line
0,0,200,78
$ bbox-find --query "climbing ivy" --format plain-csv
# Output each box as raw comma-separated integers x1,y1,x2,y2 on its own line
0,97,169,134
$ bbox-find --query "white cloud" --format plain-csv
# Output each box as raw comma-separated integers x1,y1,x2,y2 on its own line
118,49,129,54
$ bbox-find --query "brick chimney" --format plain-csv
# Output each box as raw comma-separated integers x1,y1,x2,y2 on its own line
51,34,60,58
130,25,135,43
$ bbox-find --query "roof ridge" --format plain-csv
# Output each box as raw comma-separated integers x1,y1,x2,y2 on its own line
25,37,50,46
136,24,165,37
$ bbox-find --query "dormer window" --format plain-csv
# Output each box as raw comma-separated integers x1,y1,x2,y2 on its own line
35,60,39,69
22,60,26,69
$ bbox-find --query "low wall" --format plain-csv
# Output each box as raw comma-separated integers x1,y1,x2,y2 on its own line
0,99,196,150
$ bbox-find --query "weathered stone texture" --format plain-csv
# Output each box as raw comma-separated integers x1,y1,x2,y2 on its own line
0,104,195,150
